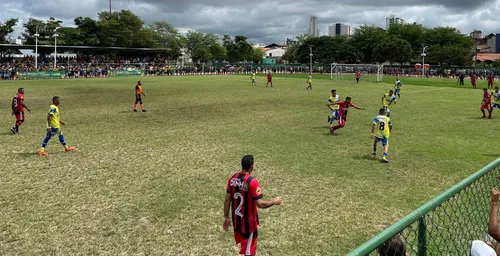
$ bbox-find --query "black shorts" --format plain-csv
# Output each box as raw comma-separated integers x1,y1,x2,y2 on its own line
135,95,142,102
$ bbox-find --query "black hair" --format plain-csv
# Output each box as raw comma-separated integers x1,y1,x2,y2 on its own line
52,96,60,103
379,108,386,114
484,88,488,91
346,96,352,100
241,155,254,170
389,90,394,93
331,89,336,93
377,235,406,256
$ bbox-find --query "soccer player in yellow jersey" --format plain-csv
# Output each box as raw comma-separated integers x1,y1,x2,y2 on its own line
39,96,75,156
250,71,256,86
372,108,392,163
382,90,397,117
306,74,312,90
326,89,340,123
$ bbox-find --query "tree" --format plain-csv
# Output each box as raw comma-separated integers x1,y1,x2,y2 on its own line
73,16,101,46
135,27,162,48
223,35,238,63
423,27,475,65
185,30,224,63
97,9,144,47
58,27,80,46
388,23,426,60
150,21,185,59
492,59,500,68
373,36,413,64
350,25,387,63
0,18,19,43
252,47,264,63
295,35,362,64
222,35,252,63
23,17,63,45
234,35,253,62
209,42,226,62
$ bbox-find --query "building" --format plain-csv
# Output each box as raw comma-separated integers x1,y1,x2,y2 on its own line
308,15,319,37
470,30,483,39
386,15,405,30
262,43,287,59
497,33,500,53
252,43,266,49
328,23,351,37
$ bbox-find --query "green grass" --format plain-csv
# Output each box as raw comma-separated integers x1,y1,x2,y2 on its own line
0,75,498,255
256,72,490,89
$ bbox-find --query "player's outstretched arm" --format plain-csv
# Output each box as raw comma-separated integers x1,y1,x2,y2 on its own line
489,188,500,243
223,192,232,232
22,101,30,111
255,197,283,209
352,104,365,110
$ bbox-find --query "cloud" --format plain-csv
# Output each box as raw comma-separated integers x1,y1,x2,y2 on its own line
1,0,500,44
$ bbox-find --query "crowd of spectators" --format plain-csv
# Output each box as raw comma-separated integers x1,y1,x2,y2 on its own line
2,54,500,80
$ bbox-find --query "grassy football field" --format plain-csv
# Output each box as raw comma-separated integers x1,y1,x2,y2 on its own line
0,74,498,255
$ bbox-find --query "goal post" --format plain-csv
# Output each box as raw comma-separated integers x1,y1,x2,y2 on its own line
330,63,384,83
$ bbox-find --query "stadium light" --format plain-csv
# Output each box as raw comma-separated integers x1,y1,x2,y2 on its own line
34,25,40,69
53,27,61,70
421,46,428,78
309,45,314,75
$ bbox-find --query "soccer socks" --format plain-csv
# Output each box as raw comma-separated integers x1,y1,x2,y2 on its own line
14,120,23,132
383,152,388,157
41,134,51,150
332,124,343,130
59,134,67,147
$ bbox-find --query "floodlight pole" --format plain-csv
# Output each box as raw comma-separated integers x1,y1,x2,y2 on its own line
53,27,60,70
421,46,428,78
309,45,314,76
35,25,39,69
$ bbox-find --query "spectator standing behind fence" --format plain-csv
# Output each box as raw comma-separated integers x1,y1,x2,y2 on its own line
377,235,407,256
470,240,497,256
459,73,465,86
487,188,500,254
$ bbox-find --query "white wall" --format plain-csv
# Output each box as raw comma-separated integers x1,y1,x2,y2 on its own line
264,48,286,58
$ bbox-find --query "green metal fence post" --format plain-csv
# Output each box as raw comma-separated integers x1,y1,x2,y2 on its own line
417,217,427,256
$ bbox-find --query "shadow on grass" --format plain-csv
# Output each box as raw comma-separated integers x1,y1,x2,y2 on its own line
353,154,382,162
0,131,15,136
16,152,39,157
482,153,500,157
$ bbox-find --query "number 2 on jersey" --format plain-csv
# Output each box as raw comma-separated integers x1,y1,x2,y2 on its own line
234,192,244,217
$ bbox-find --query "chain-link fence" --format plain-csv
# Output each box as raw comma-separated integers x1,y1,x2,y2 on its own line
348,158,500,256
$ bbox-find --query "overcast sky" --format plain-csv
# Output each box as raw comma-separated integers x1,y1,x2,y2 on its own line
1,0,500,44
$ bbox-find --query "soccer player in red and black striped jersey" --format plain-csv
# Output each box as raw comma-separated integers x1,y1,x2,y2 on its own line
329,96,365,135
11,88,31,134
223,155,283,256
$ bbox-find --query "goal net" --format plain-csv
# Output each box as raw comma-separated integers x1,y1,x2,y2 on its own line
330,63,384,83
